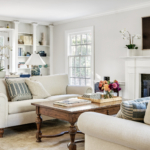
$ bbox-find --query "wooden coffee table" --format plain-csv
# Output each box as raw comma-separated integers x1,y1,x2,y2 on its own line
32,100,122,150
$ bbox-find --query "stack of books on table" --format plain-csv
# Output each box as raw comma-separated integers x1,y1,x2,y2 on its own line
53,98,91,107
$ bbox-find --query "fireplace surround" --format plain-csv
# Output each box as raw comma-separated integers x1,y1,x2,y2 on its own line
122,56,150,99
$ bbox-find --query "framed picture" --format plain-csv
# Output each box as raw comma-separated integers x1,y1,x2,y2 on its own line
142,16,150,50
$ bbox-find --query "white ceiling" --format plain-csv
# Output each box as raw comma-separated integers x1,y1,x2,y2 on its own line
0,0,150,24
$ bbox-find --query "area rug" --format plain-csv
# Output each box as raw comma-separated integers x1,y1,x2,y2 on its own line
0,119,84,150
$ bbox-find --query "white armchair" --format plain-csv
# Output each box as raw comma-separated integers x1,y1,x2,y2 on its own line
77,112,150,150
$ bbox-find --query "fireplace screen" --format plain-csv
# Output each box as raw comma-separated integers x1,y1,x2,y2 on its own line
141,74,150,97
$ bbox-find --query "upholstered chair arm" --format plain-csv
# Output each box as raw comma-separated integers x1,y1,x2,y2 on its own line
0,93,8,128
78,112,150,150
66,85,93,95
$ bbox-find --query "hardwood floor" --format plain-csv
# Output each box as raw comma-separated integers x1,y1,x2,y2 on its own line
0,119,84,150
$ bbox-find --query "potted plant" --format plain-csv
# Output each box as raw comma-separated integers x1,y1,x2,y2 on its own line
120,29,141,56
0,45,12,78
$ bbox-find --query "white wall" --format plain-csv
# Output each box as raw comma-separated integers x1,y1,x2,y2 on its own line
53,6,150,83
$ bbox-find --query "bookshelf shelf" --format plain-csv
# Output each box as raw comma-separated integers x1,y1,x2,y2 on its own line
18,44,33,47
18,32,33,35
18,68,31,70
37,45,49,47
18,56,30,58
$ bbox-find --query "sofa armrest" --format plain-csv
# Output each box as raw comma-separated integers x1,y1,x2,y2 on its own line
77,112,150,150
0,93,8,128
66,85,93,95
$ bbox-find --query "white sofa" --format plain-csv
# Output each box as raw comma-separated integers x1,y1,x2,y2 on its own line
0,74,92,137
78,112,150,150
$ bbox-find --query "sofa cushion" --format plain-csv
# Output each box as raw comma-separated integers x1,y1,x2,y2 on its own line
5,78,32,102
0,79,10,101
46,94,80,101
25,79,50,99
8,99,49,114
30,74,68,96
118,97,150,122
8,94,80,114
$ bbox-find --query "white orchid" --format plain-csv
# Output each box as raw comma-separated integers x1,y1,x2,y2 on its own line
0,45,12,71
120,28,126,34
135,34,141,39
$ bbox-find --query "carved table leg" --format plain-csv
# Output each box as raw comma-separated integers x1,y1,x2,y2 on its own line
68,123,77,150
36,114,42,142
0,129,4,138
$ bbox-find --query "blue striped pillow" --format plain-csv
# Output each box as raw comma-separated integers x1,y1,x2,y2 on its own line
121,97,150,122
5,79,32,101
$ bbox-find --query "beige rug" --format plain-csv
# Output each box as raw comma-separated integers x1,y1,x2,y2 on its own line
0,119,84,150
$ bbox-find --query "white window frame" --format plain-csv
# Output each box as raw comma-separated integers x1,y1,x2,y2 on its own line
65,26,94,89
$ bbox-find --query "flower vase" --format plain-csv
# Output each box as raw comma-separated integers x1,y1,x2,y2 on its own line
0,71,6,78
127,49,137,57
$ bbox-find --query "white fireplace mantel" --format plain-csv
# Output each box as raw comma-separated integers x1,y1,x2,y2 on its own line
121,56,150,99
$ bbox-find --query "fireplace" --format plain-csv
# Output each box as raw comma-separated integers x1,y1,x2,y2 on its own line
141,74,150,97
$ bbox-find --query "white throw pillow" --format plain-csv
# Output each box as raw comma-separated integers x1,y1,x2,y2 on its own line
25,79,50,99
144,101,150,125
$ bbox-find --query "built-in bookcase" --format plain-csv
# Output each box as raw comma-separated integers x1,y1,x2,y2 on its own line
0,20,53,76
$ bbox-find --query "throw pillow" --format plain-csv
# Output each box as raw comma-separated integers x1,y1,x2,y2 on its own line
25,79,50,99
117,97,150,122
144,101,150,125
5,78,32,102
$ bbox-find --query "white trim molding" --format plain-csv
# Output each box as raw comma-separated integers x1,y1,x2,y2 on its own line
54,2,150,25
65,26,95,88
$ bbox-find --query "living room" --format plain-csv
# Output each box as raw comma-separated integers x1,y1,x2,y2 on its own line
0,0,150,150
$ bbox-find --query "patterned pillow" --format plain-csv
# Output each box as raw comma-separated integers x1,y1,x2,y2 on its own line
118,97,150,122
5,78,32,101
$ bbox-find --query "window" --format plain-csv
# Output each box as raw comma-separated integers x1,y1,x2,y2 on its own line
66,27,94,87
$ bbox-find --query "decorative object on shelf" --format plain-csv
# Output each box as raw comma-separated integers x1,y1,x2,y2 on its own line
41,33,47,45
37,51,47,57
99,80,121,98
25,53,46,76
0,45,12,78
39,65,42,68
6,24,9,28
44,64,48,68
120,28,141,56
18,39,24,44
26,52,31,56
19,35,33,45
9,72,17,75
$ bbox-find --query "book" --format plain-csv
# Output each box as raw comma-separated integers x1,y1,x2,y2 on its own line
53,98,91,107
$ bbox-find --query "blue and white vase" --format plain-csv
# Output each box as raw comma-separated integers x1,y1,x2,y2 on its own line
31,66,40,76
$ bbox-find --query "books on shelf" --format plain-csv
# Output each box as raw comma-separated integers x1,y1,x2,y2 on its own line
53,98,91,107
20,74,30,78
18,62,27,68
18,48,25,56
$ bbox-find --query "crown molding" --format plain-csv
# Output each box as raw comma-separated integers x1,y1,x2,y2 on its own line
0,16,52,26
53,2,150,26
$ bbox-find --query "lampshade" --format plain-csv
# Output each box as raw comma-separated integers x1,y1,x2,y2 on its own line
25,54,46,65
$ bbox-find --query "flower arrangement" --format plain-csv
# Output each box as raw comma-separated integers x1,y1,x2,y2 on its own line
0,45,12,71
99,80,121,99
120,28,141,49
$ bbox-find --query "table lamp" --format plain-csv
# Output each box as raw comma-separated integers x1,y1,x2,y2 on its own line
25,53,46,76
